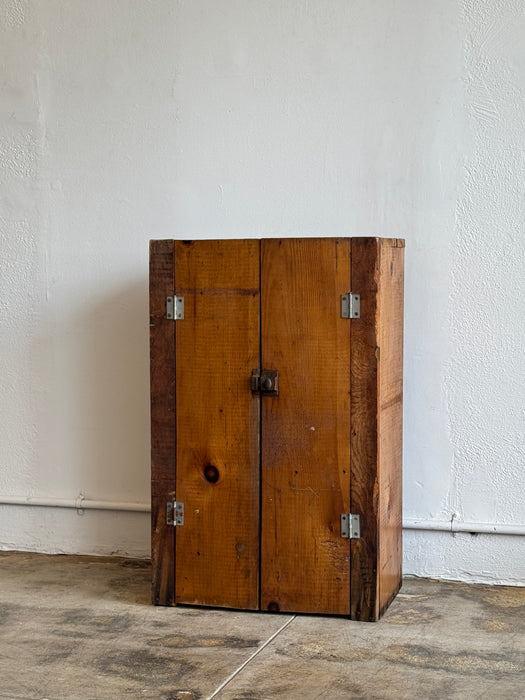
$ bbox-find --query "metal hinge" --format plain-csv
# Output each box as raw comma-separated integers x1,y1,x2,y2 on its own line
166,296,184,320
167,501,184,526
341,513,360,539
341,293,360,319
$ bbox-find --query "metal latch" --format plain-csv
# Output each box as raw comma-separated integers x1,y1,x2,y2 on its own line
166,296,184,320
167,501,184,526
341,293,360,319
341,513,360,539
251,369,279,396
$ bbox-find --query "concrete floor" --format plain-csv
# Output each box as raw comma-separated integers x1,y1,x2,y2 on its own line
0,553,524,700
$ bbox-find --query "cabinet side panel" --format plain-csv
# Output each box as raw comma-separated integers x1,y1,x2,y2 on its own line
261,238,351,616
149,240,176,605
174,240,260,610
350,238,380,621
378,242,404,616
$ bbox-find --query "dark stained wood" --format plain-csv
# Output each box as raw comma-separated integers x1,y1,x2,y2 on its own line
377,241,404,616
174,240,260,609
349,238,404,621
151,480,176,605
260,238,351,615
149,240,176,605
350,237,380,621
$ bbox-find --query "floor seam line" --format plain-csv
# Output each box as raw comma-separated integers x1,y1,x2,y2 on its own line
206,615,296,700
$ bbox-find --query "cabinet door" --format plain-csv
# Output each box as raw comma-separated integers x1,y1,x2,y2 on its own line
173,240,261,609
260,238,351,615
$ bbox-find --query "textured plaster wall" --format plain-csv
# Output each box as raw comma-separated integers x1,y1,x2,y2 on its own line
1,0,524,583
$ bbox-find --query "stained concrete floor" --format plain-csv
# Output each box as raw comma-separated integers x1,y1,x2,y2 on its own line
0,552,524,700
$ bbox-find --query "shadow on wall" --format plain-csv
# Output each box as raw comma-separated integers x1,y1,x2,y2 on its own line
35,277,152,512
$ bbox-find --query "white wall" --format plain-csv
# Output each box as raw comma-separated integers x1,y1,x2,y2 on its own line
1,0,524,584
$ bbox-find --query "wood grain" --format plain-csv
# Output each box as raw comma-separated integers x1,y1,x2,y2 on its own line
377,241,404,616
350,238,380,621
149,239,176,605
260,238,351,615
150,236,404,620
349,238,404,621
174,240,260,610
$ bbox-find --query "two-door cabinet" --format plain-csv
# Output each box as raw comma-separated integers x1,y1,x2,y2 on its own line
149,237,404,621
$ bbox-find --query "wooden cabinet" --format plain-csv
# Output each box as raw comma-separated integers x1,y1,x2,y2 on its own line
150,237,404,621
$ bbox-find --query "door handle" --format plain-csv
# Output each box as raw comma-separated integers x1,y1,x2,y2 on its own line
251,369,279,396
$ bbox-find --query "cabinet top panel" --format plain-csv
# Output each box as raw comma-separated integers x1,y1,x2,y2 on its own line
150,237,405,248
